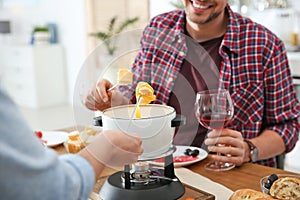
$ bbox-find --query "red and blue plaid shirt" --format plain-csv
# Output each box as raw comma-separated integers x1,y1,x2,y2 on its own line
124,5,300,167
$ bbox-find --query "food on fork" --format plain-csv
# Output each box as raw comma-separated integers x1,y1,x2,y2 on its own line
135,82,156,105
229,189,276,200
108,68,133,91
135,82,156,118
117,68,133,85
67,127,101,153
270,176,300,199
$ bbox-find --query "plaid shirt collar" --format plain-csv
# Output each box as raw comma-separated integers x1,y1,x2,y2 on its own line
222,5,243,55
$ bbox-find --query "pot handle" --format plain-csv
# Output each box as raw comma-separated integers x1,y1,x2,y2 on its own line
93,116,103,127
171,114,186,127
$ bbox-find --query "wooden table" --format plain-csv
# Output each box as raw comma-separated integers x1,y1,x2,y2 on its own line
53,144,298,193
188,156,296,191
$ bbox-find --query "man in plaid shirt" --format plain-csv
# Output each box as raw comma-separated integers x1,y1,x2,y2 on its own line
85,1,300,168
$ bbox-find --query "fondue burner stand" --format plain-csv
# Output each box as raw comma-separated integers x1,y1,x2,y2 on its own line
99,152,185,200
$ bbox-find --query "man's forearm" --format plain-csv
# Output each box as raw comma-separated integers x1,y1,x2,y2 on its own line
250,130,285,161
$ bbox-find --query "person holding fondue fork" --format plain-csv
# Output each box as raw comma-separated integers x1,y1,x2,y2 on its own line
85,0,300,168
0,86,143,200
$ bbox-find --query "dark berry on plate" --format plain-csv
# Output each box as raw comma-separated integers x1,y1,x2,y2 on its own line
190,150,200,157
184,148,192,155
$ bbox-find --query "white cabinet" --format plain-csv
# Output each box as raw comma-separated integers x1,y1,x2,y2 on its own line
287,52,300,77
0,44,67,108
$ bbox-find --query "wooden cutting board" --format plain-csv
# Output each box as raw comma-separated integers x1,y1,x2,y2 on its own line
181,184,215,200
92,176,215,200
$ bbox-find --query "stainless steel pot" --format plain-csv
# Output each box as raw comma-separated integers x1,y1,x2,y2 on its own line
94,104,185,160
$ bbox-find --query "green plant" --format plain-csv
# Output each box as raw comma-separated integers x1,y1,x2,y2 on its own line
170,0,184,9
90,16,139,55
33,26,49,32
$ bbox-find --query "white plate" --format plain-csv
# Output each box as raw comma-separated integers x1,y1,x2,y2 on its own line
41,131,68,147
148,145,208,167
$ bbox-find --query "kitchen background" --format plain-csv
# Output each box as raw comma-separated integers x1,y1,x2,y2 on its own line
0,0,299,172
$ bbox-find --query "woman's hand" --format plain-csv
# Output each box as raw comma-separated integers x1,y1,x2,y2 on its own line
79,130,143,180
204,128,249,166
82,130,144,168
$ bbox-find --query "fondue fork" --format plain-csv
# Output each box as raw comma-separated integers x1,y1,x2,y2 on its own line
126,96,141,131
108,82,131,91
107,83,119,91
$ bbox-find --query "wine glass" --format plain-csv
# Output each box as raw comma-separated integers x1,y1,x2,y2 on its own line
195,89,235,171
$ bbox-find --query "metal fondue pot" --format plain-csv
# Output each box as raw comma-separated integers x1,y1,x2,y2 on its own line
94,104,185,160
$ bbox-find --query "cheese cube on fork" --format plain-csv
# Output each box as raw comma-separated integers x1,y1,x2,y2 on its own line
108,68,133,91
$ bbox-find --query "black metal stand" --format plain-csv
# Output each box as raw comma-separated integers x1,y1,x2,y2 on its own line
164,153,175,178
124,164,131,189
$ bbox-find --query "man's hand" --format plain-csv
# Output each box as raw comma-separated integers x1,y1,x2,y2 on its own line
84,79,129,111
204,128,248,166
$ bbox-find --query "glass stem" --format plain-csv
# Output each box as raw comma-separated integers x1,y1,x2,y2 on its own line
215,129,223,164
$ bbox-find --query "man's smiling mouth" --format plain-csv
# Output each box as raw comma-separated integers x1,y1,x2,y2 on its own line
190,0,210,9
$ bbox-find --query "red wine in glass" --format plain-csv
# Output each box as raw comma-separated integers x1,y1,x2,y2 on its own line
199,113,232,130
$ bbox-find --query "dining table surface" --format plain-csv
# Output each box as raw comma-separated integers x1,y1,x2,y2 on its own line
52,135,299,193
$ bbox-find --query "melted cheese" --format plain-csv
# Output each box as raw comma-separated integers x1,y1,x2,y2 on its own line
135,82,156,118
